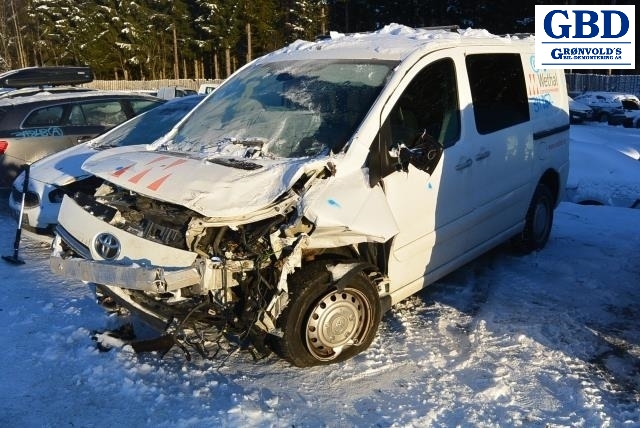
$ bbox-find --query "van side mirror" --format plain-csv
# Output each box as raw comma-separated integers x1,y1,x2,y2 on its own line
397,131,442,174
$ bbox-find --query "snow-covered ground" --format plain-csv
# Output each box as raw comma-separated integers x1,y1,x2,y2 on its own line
1,123,639,427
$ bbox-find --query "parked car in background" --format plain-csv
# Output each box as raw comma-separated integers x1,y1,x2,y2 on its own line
156,86,197,99
566,139,640,208
570,120,640,161
568,96,593,124
621,101,640,128
572,91,640,125
197,83,218,94
0,90,163,188
8,94,204,240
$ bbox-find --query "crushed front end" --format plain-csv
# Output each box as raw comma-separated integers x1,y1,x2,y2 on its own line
50,167,325,358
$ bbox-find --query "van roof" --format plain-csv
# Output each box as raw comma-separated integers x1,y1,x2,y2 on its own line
258,23,533,63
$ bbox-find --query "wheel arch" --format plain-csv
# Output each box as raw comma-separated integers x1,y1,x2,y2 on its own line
270,256,383,366
539,168,561,208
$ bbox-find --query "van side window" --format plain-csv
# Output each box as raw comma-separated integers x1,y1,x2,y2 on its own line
466,54,529,134
389,58,460,149
368,58,459,185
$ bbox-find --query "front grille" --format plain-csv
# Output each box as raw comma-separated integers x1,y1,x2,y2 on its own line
11,188,40,208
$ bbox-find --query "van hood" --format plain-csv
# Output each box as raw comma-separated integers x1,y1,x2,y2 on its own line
82,150,317,218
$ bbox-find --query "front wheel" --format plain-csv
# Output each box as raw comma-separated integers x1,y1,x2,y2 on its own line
512,183,554,254
270,262,381,367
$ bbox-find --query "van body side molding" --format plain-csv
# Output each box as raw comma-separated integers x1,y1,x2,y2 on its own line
533,123,570,140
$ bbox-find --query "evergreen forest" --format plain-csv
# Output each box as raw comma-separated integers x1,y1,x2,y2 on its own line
0,0,635,80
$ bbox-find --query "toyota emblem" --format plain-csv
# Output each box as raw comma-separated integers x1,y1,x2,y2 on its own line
94,233,121,260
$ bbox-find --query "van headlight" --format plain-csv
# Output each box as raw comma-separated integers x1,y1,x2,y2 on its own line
48,188,65,204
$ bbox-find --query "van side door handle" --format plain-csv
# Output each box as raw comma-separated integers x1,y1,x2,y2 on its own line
475,149,491,161
455,158,473,170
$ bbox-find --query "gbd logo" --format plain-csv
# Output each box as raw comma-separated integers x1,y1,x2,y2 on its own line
534,5,635,69
543,10,629,39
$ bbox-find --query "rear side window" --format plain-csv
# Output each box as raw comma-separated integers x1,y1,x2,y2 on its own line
466,53,529,135
23,105,65,127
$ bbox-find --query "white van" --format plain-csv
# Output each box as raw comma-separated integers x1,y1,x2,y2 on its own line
50,24,569,367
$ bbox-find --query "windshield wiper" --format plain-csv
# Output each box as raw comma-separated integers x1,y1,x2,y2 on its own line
206,157,263,170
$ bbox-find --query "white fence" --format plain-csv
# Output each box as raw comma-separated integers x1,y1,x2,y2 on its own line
81,79,224,92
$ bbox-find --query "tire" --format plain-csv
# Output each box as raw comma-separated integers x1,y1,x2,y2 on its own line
512,183,554,254
270,262,381,367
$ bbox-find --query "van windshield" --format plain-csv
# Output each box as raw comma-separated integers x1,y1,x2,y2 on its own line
163,59,396,158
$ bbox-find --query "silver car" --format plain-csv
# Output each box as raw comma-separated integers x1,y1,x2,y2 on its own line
9,94,204,240
0,90,163,188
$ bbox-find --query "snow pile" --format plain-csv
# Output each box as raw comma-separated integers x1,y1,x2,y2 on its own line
0,123,639,426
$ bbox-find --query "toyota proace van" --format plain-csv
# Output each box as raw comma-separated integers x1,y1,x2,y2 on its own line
50,25,570,367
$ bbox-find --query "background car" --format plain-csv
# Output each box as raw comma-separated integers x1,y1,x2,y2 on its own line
570,122,640,161
621,101,640,128
568,96,593,124
197,83,218,94
572,91,640,124
0,90,163,188
566,139,640,208
156,85,198,99
8,94,204,240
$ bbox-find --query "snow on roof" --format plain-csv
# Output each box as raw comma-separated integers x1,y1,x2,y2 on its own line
0,89,158,107
261,23,533,62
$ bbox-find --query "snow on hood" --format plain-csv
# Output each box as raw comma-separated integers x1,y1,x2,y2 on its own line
82,149,316,218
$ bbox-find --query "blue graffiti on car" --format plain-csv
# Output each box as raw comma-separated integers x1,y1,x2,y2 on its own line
12,127,65,138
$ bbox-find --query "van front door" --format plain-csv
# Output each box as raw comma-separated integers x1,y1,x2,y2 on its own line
370,55,475,290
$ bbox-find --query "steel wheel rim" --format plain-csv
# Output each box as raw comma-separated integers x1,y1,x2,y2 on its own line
532,200,550,242
305,288,372,361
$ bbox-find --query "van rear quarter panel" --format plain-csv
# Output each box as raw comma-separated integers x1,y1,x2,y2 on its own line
524,53,570,202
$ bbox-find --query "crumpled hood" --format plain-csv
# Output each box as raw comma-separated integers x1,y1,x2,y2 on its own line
82,149,317,217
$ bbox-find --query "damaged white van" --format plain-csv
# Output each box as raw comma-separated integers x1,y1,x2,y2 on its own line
50,24,569,367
